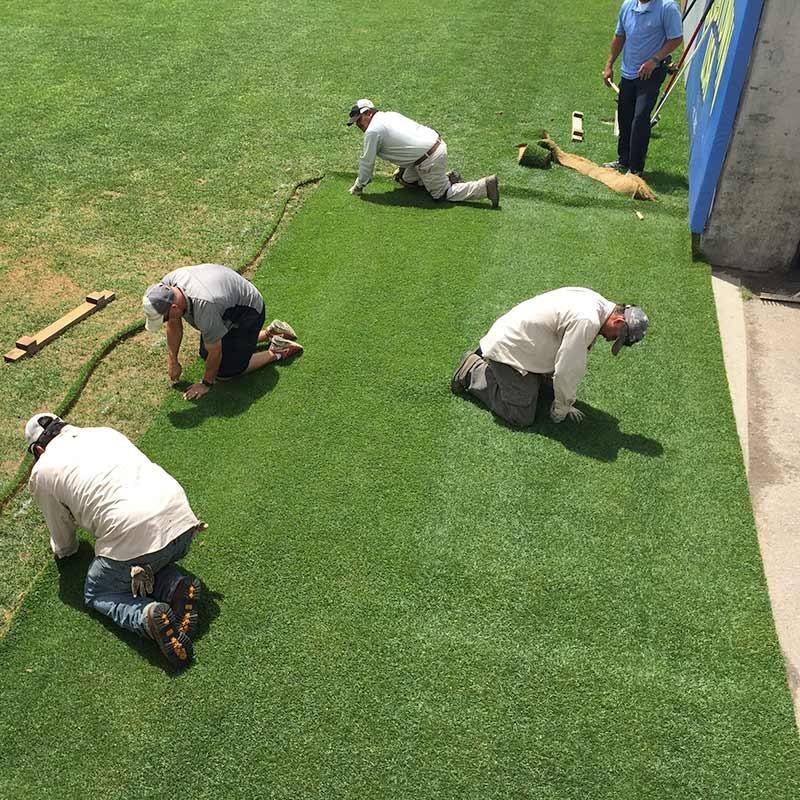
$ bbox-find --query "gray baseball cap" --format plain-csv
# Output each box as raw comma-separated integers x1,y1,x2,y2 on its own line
611,305,648,356
142,284,176,333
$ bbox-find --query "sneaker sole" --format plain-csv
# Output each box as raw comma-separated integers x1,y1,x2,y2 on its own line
270,337,304,359
267,320,297,341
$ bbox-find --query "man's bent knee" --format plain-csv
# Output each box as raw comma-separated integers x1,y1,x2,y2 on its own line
501,406,538,428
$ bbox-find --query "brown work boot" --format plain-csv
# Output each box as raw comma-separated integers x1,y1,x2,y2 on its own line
145,602,193,668
485,175,500,208
451,350,482,395
170,576,201,638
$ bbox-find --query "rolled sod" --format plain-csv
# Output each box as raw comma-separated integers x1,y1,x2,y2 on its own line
517,142,552,169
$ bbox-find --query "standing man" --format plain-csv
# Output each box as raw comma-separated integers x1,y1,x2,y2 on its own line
451,287,648,428
603,0,683,176
25,413,206,668
346,99,500,208
142,263,303,401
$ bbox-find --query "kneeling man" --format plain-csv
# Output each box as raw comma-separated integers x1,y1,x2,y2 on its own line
143,263,303,401
451,287,648,427
347,99,499,207
26,413,206,668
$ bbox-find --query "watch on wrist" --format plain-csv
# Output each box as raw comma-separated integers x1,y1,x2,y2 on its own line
201,378,214,388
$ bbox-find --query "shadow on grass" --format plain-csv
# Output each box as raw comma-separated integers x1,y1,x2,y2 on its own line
56,540,222,675
459,381,663,462
502,184,685,218
530,402,664,462
644,170,689,195
361,188,491,211
168,363,280,429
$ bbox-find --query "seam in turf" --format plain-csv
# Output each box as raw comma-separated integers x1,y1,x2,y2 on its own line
0,174,324,640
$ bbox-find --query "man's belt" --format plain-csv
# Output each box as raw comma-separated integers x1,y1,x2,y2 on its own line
413,138,442,167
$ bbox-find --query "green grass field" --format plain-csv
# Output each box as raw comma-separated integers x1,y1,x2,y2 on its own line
1,1,799,798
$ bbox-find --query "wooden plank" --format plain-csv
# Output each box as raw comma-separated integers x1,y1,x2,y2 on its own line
5,290,115,364
4,348,27,363
571,111,584,143
15,335,38,352
30,302,97,348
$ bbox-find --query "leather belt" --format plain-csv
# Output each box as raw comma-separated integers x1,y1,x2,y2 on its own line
413,138,442,167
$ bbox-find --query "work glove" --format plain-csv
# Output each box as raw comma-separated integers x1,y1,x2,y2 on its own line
130,564,155,598
348,181,363,196
565,406,585,422
550,401,584,423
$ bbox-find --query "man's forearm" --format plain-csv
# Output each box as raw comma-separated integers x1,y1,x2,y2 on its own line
203,345,222,383
606,34,625,68
166,319,183,362
652,37,682,63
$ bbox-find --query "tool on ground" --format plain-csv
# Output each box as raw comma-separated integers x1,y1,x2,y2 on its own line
571,112,584,143
606,80,621,137
4,291,116,363
537,132,656,200
651,0,716,127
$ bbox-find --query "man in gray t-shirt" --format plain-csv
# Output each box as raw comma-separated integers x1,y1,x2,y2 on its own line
143,264,303,401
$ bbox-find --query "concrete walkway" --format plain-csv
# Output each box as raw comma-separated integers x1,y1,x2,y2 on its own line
712,270,800,729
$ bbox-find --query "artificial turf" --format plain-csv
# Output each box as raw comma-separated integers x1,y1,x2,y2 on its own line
1,175,798,798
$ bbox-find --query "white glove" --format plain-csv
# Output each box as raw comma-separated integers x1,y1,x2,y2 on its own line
348,181,363,195
130,564,155,598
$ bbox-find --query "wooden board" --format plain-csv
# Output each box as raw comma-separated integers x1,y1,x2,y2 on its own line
5,290,115,363
571,111,584,143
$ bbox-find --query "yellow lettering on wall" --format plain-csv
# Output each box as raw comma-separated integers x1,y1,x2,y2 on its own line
699,0,735,111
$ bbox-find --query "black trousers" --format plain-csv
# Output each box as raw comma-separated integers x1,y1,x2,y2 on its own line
617,66,667,173
199,305,266,378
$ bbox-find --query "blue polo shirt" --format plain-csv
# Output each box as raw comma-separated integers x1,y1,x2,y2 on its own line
615,0,683,80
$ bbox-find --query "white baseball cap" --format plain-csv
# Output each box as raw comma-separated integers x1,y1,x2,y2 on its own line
142,283,176,333
347,99,375,126
24,412,63,451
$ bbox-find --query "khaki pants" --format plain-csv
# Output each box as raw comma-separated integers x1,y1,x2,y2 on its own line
400,142,488,202
462,353,542,428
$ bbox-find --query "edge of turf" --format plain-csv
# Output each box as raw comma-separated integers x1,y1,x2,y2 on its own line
0,173,322,638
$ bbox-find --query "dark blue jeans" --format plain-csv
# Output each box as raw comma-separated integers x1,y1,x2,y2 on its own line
617,65,667,173
83,529,195,637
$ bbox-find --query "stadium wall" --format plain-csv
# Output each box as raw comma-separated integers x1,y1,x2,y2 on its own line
685,0,800,273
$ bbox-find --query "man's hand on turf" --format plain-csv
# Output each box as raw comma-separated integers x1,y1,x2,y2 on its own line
168,358,182,383
638,58,658,80
565,406,585,423
183,383,210,401
348,181,363,196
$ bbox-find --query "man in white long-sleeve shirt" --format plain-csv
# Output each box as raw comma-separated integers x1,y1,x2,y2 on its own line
451,287,648,427
346,99,499,207
25,414,205,668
